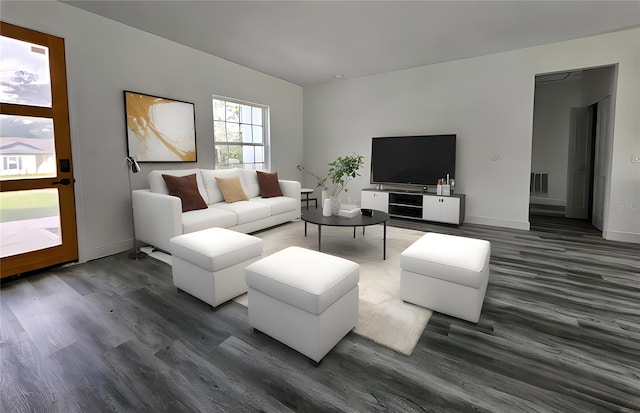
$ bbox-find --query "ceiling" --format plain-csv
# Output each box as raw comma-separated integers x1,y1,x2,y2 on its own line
62,1,640,86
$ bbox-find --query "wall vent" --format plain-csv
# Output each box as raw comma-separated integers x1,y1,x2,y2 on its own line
530,172,548,193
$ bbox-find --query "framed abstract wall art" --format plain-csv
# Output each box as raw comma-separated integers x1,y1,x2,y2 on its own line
124,90,196,162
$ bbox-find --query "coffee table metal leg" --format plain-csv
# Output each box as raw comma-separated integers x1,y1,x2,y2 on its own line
383,221,387,260
318,224,322,251
304,221,307,236
353,226,356,238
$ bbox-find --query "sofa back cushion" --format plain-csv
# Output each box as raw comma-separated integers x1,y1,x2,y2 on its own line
201,169,245,204
162,174,208,212
148,169,209,204
241,169,261,198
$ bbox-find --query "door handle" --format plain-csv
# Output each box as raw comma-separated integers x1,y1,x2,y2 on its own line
52,178,74,185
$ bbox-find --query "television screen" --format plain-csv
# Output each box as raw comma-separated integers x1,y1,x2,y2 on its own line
370,135,456,186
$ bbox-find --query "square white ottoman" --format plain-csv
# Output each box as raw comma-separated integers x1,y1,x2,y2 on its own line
245,246,359,363
169,227,263,308
400,232,491,323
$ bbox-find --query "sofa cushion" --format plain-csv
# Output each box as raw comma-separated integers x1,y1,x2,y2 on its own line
242,169,261,198
149,169,209,204
162,174,208,212
211,201,271,225
256,171,283,198
216,176,249,203
250,196,297,216
182,206,237,234
201,169,243,204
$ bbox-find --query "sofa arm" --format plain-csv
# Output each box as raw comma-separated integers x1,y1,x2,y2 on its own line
279,180,301,218
132,189,182,253
279,180,301,202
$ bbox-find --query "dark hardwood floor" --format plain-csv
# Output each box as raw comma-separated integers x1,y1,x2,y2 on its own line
1,216,639,412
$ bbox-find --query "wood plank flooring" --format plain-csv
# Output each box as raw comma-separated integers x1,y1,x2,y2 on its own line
1,216,639,412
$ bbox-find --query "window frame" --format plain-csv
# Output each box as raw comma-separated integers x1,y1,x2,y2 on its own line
212,95,270,170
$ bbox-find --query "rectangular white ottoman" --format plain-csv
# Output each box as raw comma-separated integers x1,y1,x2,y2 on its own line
169,227,263,308
400,232,491,323
245,246,359,363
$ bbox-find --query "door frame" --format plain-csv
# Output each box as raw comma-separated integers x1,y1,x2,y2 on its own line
0,22,78,277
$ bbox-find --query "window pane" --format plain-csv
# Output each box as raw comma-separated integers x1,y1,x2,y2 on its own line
214,120,226,142
228,145,242,165
242,146,254,164
240,104,252,124
0,114,56,180
225,102,239,122
252,107,263,126
255,146,264,163
213,99,225,121
0,188,61,257
253,125,263,144
0,36,52,107
241,124,253,143
226,123,240,142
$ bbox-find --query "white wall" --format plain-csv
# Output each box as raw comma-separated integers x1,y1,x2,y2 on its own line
3,1,304,261
531,78,582,206
304,28,639,243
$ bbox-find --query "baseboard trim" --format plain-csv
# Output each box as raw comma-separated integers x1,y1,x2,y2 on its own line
603,230,640,244
464,215,530,231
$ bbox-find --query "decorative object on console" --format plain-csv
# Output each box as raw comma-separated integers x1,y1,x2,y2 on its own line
125,156,147,260
256,171,283,198
327,153,365,215
124,90,196,162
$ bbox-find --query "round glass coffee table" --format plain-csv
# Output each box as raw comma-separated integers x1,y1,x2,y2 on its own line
301,208,390,260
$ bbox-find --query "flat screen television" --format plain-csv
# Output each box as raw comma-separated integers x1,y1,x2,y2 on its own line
370,134,456,187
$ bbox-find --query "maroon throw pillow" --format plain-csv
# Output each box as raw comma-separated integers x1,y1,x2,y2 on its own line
162,174,208,212
256,171,283,198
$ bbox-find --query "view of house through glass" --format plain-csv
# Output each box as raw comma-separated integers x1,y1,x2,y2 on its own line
213,96,268,169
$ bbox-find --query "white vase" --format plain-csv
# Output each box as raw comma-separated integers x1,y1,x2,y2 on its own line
321,190,329,205
330,196,341,216
322,198,332,217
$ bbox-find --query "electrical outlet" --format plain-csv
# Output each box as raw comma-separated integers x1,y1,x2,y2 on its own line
632,154,640,163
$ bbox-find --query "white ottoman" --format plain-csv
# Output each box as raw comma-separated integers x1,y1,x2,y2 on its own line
400,232,491,323
245,246,359,363
169,228,263,308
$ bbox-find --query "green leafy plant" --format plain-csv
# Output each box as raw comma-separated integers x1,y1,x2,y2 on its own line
327,153,365,197
296,164,328,190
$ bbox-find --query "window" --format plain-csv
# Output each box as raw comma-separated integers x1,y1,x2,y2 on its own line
213,96,268,169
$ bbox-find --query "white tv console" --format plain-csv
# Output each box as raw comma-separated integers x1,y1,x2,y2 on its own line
361,188,465,226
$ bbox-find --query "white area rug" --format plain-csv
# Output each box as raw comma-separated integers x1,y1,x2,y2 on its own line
144,220,432,356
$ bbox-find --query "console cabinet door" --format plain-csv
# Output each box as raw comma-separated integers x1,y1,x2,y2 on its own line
361,191,389,212
439,197,461,224
422,196,441,221
422,196,460,224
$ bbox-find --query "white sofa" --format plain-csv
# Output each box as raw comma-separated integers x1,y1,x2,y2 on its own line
132,168,301,252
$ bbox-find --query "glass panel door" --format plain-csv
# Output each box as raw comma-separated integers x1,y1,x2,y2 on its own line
0,22,77,278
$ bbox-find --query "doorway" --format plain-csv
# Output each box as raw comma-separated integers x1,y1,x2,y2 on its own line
0,22,78,278
530,66,616,234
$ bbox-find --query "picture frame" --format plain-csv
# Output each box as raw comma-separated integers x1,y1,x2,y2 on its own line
124,90,196,162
